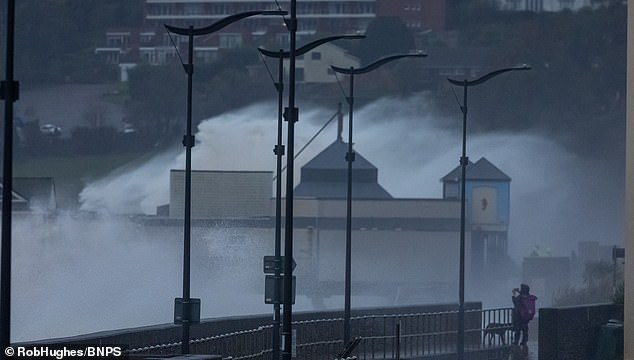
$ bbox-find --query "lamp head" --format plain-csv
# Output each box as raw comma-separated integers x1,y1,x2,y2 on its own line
331,51,427,75
259,34,366,59
165,10,287,36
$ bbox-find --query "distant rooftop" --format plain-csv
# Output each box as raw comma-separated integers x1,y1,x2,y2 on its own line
441,157,511,183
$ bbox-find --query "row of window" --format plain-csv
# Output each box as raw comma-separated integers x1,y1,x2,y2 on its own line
146,18,370,34
498,0,595,11
147,2,374,17
105,33,175,49
403,2,423,11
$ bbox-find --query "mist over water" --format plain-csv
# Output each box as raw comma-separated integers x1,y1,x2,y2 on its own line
15,94,622,341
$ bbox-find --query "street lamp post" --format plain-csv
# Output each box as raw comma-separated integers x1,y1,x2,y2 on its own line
1,0,18,351
164,10,286,354
446,64,530,360
281,1,298,358
331,52,427,346
258,34,364,360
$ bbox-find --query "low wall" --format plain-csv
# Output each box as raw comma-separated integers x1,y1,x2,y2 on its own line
23,302,482,352
538,303,624,360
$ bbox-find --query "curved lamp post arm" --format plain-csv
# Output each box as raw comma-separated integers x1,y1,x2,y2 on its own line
258,34,366,59
331,52,427,75
165,10,286,36
447,64,531,87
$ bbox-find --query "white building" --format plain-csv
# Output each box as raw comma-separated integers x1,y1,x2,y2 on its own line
290,43,361,83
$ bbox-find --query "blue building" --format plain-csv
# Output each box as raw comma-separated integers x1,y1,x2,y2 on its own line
442,158,511,286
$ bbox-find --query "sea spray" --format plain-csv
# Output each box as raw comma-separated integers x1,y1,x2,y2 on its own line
18,94,620,339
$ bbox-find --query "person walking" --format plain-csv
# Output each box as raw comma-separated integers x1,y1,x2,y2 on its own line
512,284,537,346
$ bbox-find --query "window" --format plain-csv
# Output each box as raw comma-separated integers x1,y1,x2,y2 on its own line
296,68,305,82
184,3,202,15
219,34,242,49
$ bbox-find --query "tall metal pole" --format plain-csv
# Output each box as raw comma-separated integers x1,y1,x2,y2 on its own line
282,0,298,358
447,65,530,360
181,28,195,355
1,0,17,351
332,53,426,349
272,50,284,360
457,81,467,360
343,70,354,346
258,35,364,359
164,11,286,355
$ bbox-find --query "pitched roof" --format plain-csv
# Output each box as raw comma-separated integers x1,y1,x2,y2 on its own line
441,157,510,182
13,177,56,201
294,138,392,199
301,138,377,170
1,177,57,211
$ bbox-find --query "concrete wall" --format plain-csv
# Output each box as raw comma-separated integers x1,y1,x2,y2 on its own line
169,170,272,218
539,303,624,360
290,197,460,219
30,303,482,353
315,229,459,286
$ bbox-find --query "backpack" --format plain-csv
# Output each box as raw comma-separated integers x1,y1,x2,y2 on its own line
519,294,537,321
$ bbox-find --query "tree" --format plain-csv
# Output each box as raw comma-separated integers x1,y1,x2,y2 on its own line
126,64,187,140
14,0,143,83
431,4,626,162
445,0,500,30
357,17,415,64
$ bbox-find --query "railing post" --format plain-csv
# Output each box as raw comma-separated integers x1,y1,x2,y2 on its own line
395,320,401,360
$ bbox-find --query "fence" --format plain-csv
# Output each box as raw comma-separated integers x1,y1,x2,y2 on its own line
127,307,513,359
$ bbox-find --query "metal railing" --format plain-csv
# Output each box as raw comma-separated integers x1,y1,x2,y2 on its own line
127,307,513,359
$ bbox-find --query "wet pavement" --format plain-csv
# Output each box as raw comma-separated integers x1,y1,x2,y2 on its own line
508,341,538,359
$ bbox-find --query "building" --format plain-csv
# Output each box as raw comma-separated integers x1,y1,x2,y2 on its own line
169,170,272,218
96,0,448,74
154,116,512,304
144,0,376,37
497,0,595,12
254,42,361,84
0,177,57,213
291,43,360,83
375,0,446,31
442,158,511,283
